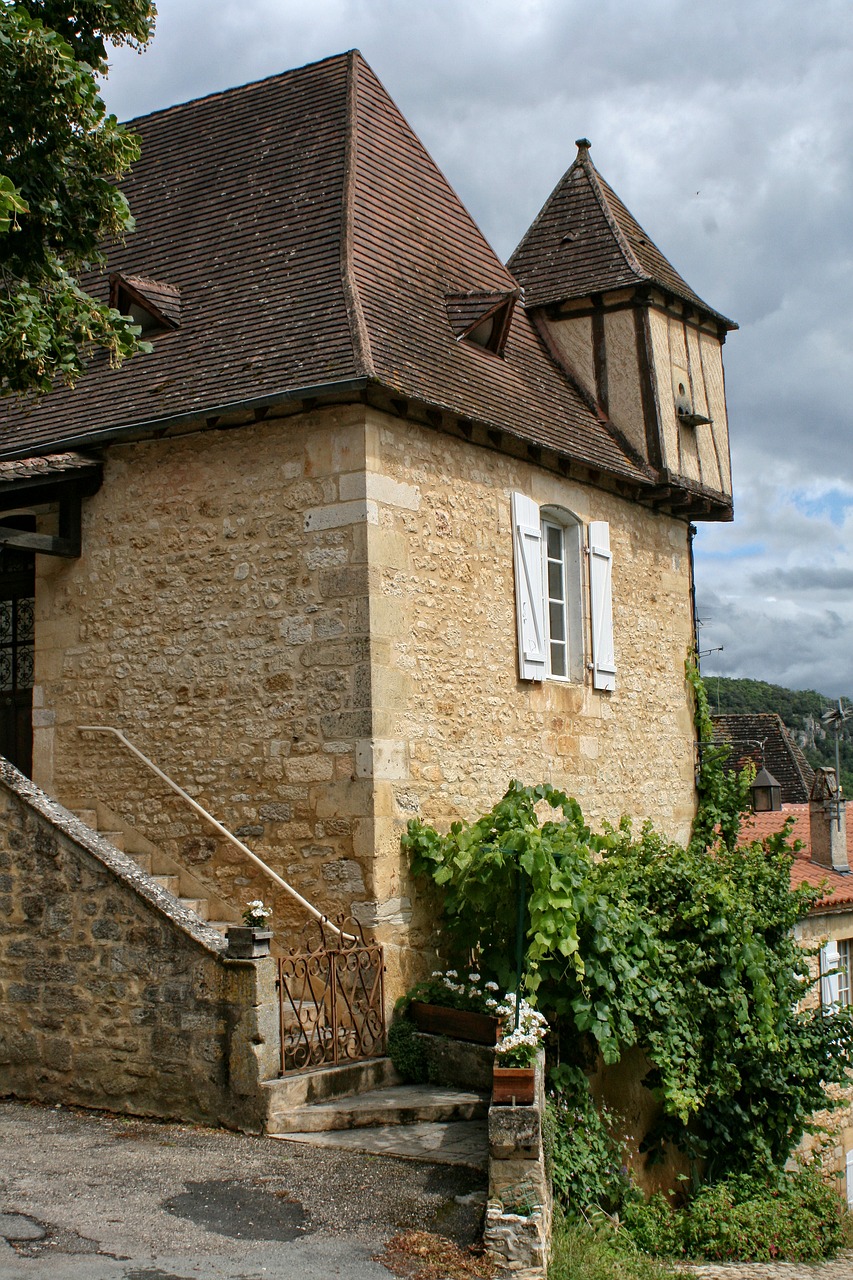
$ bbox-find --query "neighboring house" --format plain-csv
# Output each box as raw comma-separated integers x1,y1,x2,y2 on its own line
741,768,853,1202
0,51,736,1001
712,711,815,803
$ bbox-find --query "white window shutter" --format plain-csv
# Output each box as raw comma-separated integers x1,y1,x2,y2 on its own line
589,521,616,692
511,492,546,681
821,940,840,1013
846,1150,853,1207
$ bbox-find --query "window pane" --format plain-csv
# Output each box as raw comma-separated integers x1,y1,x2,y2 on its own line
840,939,852,1007
549,600,565,642
547,559,564,600
550,642,566,677
546,525,562,559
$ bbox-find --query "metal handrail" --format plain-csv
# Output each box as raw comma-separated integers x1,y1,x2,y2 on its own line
78,724,351,939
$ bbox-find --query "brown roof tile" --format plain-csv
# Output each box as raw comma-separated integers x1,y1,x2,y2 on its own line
508,140,735,328
711,713,815,804
0,53,652,490
0,451,100,486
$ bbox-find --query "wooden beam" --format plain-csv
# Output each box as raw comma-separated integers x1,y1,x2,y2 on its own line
0,488,82,557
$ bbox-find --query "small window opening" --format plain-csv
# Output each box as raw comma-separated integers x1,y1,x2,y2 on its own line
109,273,181,336
445,290,518,356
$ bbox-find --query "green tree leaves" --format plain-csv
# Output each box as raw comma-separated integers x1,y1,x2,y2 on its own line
0,1,156,394
404,757,853,1177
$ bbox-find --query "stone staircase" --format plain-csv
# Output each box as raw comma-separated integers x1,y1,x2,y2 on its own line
261,1058,490,1168
69,798,239,936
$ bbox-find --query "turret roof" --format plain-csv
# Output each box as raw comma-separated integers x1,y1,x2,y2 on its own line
509,139,735,328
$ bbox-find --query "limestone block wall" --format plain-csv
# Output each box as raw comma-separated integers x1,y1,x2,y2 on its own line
0,761,277,1129
32,405,377,940
363,409,698,983
795,909,853,1193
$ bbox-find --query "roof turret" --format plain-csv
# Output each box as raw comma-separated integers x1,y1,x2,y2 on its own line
509,139,735,329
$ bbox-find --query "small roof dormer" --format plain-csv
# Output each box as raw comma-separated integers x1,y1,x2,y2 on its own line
110,273,181,336
445,290,518,356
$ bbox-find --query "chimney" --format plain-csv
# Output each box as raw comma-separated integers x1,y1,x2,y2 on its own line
809,767,849,873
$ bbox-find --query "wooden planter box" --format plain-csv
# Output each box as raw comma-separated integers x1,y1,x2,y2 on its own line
492,1065,536,1106
408,1000,500,1045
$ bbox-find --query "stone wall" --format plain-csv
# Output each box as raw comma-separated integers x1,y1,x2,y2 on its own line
26,400,699,1003
0,761,278,1130
364,409,698,987
795,909,853,1195
32,405,377,941
485,1056,551,1280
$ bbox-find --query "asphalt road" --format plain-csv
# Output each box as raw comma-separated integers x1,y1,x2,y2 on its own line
0,1099,487,1280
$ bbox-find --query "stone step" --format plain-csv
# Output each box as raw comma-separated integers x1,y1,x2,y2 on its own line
270,1118,488,1169
262,1057,400,1124
72,808,98,829
179,897,209,920
206,920,232,935
268,1084,489,1134
153,874,181,896
99,829,126,851
128,850,153,876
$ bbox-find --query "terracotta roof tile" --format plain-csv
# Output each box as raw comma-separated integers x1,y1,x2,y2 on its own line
739,805,853,910
0,451,100,486
508,141,735,328
712,713,815,804
0,53,651,490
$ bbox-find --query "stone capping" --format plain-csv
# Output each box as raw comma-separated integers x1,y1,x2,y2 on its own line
485,1053,552,1280
0,758,227,956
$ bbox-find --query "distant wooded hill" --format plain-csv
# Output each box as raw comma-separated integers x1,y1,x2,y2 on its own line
707,676,853,797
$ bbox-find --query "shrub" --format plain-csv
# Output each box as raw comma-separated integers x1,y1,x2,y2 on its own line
547,1067,635,1218
387,1018,428,1084
623,1164,845,1262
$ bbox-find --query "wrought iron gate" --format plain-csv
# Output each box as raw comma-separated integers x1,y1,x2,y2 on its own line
276,916,385,1074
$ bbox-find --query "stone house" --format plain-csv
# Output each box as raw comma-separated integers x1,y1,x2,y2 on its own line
0,50,735,1009
742,770,853,1201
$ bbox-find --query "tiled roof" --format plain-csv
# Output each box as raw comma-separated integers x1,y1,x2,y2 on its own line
740,805,853,911
508,140,735,328
711,713,815,804
0,53,652,489
0,451,101,487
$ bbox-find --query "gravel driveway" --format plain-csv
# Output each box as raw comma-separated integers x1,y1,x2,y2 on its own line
0,1098,487,1280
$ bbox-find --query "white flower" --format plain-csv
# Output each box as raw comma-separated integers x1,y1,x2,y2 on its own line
468,972,481,982
446,970,458,978
485,981,499,992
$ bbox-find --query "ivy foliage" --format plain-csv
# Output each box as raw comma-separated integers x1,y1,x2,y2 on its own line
0,1,156,394
403,668,853,1178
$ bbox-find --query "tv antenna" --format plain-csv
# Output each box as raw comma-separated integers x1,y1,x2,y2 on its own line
820,699,853,830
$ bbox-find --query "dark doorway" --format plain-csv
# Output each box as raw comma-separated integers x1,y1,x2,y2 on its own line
0,523,35,776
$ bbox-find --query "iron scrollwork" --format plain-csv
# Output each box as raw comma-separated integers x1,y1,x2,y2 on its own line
276,915,385,1075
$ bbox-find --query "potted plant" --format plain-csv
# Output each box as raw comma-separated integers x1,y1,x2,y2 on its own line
226,900,274,959
491,994,548,1106
404,970,503,1045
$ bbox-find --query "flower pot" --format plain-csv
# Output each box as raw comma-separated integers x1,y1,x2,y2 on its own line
408,1000,500,1045
492,1064,536,1106
225,926,273,959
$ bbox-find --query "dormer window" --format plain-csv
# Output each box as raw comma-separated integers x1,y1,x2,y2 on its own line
445,290,517,356
109,274,181,337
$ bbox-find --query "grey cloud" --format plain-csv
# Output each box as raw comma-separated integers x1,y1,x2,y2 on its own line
750,568,853,593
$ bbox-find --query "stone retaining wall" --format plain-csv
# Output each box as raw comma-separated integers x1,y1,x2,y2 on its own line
0,761,279,1131
485,1055,551,1279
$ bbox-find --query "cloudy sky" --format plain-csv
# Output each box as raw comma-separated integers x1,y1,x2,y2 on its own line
100,0,853,699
